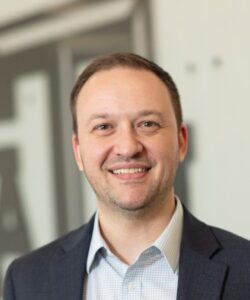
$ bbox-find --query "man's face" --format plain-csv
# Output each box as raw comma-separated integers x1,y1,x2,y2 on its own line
72,67,187,215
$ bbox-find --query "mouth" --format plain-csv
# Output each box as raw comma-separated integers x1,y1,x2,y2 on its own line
108,166,151,180
111,167,149,175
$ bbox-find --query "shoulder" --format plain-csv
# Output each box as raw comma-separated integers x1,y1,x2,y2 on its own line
179,207,250,298
209,225,250,259
210,224,250,245
4,217,94,295
182,206,250,260
12,218,93,266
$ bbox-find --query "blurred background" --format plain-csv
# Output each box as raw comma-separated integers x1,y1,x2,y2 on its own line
1,0,250,296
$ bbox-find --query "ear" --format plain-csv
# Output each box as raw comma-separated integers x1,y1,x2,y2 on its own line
178,124,188,163
72,133,84,171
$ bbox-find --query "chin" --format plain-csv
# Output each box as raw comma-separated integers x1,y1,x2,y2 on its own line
113,197,153,213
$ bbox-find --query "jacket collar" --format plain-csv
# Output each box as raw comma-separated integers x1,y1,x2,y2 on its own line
48,216,95,300
46,207,228,300
177,207,228,300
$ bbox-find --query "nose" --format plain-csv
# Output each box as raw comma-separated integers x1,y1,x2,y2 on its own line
113,126,143,158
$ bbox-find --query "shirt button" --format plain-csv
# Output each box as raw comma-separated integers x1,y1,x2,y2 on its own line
128,282,136,291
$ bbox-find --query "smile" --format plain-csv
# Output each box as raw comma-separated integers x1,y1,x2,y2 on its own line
111,168,148,175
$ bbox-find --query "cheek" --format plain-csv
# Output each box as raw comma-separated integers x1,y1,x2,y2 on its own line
80,139,111,170
148,138,179,165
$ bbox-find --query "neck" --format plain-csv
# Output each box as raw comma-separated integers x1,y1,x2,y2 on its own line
98,193,176,265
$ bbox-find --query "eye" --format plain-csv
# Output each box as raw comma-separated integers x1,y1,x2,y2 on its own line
138,120,160,132
95,124,110,130
93,123,113,135
141,121,158,127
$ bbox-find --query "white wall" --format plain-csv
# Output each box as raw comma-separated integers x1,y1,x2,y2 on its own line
151,0,250,238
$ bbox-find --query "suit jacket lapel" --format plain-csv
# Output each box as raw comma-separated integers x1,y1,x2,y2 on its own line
42,208,229,299
177,208,228,300
48,216,94,300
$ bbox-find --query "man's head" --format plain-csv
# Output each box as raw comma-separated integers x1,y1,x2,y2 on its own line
70,52,183,135
71,53,187,217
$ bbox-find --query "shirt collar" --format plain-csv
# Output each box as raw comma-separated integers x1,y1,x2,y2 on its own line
153,197,183,272
86,212,105,273
86,197,183,274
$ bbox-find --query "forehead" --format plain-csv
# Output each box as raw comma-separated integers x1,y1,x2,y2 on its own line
76,67,174,118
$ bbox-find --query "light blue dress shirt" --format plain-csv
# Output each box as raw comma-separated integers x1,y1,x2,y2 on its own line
83,198,183,300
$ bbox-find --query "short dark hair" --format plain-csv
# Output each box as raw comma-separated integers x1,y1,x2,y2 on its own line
70,52,183,134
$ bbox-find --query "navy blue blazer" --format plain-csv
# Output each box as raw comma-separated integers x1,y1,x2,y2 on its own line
3,207,250,299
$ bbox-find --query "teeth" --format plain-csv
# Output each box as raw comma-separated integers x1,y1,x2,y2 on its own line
112,168,146,174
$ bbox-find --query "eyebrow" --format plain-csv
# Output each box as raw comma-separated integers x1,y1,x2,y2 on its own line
87,110,163,124
87,113,110,124
136,110,163,118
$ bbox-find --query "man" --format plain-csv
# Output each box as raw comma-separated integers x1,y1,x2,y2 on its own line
4,53,250,299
